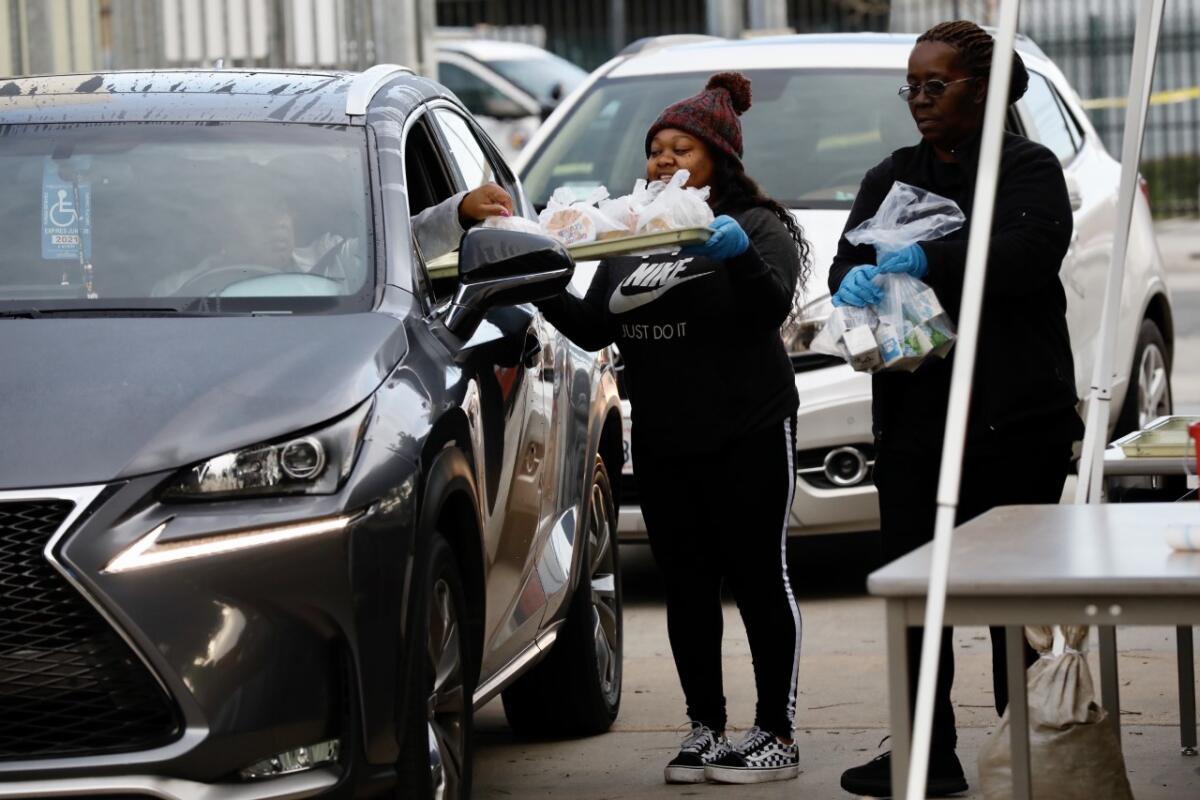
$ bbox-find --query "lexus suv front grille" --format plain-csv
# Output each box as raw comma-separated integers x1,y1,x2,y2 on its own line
0,500,180,760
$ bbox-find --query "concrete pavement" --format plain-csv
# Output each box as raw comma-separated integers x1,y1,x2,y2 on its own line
475,547,1200,798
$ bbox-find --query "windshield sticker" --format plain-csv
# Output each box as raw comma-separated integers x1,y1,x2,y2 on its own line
42,158,93,261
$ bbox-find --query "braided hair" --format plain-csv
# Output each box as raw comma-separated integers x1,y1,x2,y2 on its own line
710,152,813,323
917,20,1030,105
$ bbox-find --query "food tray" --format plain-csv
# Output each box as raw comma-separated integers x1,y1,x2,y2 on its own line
425,227,711,279
1113,415,1200,458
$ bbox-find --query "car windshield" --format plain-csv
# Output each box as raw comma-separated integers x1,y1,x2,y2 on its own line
522,68,914,210
0,122,373,315
490,55,587,106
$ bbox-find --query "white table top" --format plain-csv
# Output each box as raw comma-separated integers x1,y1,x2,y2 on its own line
868,503,1200,597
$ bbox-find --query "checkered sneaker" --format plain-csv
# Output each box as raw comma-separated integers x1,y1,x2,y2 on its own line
664,723,731,784
704,726,800,784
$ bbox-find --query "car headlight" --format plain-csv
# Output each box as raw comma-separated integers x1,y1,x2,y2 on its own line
783,294,833,355
162,400,373,500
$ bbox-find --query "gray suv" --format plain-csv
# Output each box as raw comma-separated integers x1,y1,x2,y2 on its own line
0,66,623,799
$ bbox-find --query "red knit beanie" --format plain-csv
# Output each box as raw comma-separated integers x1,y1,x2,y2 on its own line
645,72,752,162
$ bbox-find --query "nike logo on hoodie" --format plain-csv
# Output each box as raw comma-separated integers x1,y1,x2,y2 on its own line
607,258,713,314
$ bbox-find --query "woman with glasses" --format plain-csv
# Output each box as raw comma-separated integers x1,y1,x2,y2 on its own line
830,20,1083,798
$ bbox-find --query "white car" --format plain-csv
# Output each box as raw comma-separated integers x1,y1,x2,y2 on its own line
436,38,587,161
517,33,1176,539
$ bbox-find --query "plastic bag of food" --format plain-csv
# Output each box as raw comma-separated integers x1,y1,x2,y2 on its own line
844,181,966,256
815,181,964,373
598,179,661,238
635,170,714,234
538,186,625,245
978,625,1133,800
479,214,544,236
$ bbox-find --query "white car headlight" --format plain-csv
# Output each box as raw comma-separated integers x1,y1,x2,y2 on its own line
162,400,372,500
783,294,833,355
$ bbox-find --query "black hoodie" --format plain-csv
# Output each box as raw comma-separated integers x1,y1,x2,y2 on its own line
828,133,1084,452
537,204,800,454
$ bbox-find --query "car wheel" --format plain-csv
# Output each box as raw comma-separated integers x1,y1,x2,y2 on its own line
501,456,622,736
397,532,473,799
1114,319,1172,436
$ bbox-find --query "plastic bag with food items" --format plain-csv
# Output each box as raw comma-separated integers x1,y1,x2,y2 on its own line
537,186,626,245
811,182,963,373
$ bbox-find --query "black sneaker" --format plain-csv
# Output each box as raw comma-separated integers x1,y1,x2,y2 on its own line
704,726,800,784
839,749,968,797
664,723,730,784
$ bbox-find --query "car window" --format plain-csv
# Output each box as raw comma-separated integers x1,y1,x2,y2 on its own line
1021,73,1080,164
438,61,525,119
0,122,373,314
433,108,495,191
521,69,918,210
490,55,587,106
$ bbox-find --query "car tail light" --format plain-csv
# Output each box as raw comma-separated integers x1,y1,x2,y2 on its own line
1138,174,1151,210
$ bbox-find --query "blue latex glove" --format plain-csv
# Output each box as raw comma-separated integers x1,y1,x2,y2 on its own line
680,215,750,260
876,243,928,278
832,265,884,307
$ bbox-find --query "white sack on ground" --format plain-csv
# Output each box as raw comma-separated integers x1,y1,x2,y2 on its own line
978,625,1134,800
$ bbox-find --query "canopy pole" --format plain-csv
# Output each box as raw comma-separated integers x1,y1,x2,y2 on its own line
902,2,1022,798
1074,0,1167,505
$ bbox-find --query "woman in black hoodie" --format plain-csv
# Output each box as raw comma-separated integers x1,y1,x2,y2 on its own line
831,21,1085,798
537,72,812,785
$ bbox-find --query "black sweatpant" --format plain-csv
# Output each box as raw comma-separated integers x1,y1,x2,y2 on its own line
634,417,801,738
875,435,1073,753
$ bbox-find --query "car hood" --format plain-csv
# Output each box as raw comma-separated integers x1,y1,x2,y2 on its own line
0,314,408,490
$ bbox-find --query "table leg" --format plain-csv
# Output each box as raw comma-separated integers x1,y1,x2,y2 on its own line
1178,626,1197,756
1099,625,1122,744
887,601,911,800
1006,625,1033,800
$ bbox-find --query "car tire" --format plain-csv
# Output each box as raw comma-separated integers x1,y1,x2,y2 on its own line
501,456,622,736
1113,319,1172,437
396,531,474,799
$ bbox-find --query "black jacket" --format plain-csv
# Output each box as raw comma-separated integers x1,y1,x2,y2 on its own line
538,204,800,454
828,133,1084,451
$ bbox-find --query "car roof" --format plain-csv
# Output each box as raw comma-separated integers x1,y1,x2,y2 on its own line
437,38,557,61
608,32,1051,78
0,69,441,126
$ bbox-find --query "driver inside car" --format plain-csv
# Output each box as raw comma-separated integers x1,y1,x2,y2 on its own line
153,182,514,297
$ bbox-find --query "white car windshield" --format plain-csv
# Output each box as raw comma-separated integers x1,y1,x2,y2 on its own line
522,68,915,210
0,122,372,315
490,55,587,106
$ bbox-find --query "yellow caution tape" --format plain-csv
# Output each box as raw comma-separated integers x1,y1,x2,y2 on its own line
1080,85,1200,110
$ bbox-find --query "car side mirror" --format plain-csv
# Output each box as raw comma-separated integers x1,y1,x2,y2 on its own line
444,228,573,337
482,95,530,120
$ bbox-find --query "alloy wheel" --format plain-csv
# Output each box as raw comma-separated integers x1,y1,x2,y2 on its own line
1136,342,1171,429
588,479,620,704
426,577,465,800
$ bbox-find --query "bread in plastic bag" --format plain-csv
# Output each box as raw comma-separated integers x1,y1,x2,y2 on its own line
538,186,625,245
479,214,544,236
598,179,661,238
635,170,713,234
978,625,1133,800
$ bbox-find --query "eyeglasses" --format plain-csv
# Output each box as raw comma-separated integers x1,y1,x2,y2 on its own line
898,77,977,102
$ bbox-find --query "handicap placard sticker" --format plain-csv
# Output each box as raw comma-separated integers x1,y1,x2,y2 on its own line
42,158,92,261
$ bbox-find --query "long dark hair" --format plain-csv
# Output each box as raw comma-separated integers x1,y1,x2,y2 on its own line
710,152,812,321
